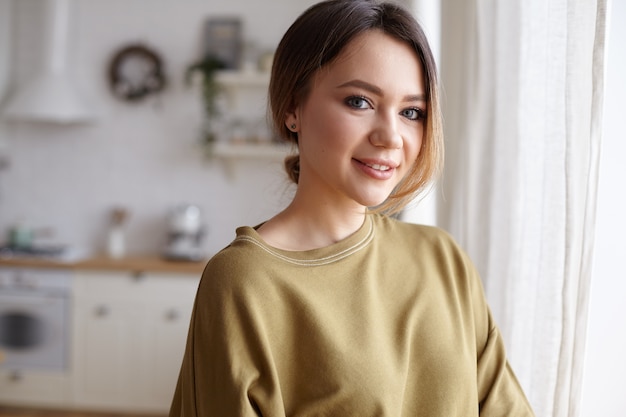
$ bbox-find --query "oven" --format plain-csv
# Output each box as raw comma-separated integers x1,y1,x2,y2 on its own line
0,267,71,371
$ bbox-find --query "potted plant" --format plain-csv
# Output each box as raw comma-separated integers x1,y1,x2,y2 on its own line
185,55,226,152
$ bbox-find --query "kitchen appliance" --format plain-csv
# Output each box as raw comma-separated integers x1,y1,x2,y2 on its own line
2,222,70,259
1,224,78,261
163,205,205,262
0,268,71,371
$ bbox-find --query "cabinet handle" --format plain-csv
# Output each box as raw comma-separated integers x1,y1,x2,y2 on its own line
132,271,147,281
94,305,110,317
165,309,180,321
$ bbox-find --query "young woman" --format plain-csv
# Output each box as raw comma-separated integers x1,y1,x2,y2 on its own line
170,1,534,416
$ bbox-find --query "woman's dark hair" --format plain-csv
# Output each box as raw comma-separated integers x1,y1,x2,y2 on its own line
269,0,443,214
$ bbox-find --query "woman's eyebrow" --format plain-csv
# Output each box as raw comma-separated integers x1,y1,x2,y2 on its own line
337,79,383,95
337,79,426,102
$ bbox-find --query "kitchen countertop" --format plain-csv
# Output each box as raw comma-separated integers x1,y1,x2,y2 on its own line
0,254,208,275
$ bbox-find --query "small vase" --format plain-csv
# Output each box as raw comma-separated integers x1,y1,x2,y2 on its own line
107,227,125,259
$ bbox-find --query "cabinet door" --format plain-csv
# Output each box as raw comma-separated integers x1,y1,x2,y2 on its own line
145,301,194,410
0,369,71,407
72,271,198,413
73,299,151,410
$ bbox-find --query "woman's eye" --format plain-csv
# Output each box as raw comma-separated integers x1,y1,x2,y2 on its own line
401,108,425,121
345,96,370,109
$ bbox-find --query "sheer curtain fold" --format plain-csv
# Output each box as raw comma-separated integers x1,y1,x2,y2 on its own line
438,1,607,416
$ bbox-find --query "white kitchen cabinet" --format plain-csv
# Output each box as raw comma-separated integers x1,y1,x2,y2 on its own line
72,270,199,413
0,369,71,407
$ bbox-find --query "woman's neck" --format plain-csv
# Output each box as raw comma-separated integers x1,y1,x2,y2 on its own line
256,192,367,251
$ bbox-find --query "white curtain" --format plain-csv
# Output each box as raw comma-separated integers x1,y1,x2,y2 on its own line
437,1,607,416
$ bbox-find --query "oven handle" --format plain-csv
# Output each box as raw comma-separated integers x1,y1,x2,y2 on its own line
0,293,66,307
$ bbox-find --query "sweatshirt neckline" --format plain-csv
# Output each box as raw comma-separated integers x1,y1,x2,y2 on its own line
234,215,375,266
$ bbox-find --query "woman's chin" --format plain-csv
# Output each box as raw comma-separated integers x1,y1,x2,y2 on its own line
360,195,392,210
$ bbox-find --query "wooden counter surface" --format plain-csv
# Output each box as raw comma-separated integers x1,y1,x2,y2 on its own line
0,254,207,275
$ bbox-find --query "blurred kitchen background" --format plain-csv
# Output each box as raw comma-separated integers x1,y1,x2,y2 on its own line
0,0,322,258
0,0,335,414
0,0,624,416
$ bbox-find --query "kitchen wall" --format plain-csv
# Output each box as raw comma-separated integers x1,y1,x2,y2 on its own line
0,0,322,256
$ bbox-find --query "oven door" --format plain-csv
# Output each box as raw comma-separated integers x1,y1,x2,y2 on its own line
0,291,69,371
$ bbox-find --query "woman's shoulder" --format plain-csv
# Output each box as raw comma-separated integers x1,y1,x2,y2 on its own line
375,214,460,249
197,227,268,292
374,214,475,273
377,215,484,303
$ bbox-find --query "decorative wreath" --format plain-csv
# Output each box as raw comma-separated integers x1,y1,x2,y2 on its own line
108,44,166,101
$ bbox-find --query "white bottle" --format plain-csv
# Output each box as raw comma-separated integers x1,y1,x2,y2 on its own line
107,226,125,259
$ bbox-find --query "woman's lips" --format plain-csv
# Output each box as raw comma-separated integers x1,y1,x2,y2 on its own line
365,162,391,171
353,158,397,179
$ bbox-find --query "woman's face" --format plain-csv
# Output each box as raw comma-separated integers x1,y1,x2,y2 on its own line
287,30,426,211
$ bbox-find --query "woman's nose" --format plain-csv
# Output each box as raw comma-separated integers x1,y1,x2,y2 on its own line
369,114,403,149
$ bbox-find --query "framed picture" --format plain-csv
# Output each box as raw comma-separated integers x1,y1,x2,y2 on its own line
203,18,242,70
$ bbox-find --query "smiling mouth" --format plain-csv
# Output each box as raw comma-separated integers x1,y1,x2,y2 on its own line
365,163,391,172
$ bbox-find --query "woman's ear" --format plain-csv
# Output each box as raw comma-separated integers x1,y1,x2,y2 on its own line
285,111,298,132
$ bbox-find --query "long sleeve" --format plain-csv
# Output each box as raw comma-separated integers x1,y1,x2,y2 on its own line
466,256,534,416
475,310,535,416
169,257,286,417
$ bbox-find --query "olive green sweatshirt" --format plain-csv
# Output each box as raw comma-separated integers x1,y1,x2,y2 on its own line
170,214,534,416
